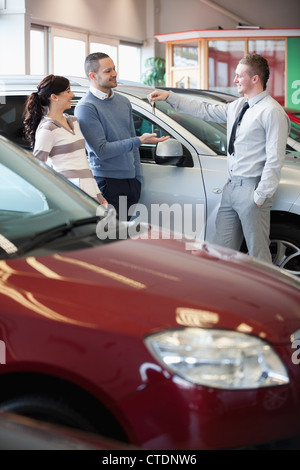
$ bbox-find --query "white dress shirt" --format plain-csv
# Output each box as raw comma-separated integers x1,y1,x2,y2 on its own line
89,86,114,100
167,90,290,205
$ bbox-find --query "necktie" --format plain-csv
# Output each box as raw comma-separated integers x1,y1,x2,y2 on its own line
228,102,249,155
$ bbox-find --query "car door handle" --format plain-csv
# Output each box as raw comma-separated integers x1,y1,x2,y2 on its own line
213,188,222,194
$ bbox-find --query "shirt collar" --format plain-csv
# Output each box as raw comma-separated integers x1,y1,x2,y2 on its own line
248,90,269,107
89,85,114,100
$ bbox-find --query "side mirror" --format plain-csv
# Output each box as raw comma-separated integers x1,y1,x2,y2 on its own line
155,138,184,166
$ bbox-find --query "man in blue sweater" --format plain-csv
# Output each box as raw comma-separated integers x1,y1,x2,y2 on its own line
75,52,169,220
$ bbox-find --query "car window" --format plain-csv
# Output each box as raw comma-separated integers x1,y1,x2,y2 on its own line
133,110,193,167
153,100,228,155
1,89,298,159
0,96,28,149
133,110,167,163
0,95,80,151
153,98,299,157
133,110,169,138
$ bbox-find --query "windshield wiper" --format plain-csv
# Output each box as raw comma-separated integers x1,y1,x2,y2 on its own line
14,216,100,256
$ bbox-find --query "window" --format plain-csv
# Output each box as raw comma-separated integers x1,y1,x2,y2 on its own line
53,37,86,77
249,40,285,106
118,44,141,82
154,99,227,156
133,110,167,162
132,109,193,167
30,25,48,75
171,42,199,89
89,41,142,83
208,40,244,95
0,94,80,152
173,43,199,67
51,29,87,77
89,42,118,66
0,95,28,149
29,27,142,83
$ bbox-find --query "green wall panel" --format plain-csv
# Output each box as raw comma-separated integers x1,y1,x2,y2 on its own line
287,37,300,110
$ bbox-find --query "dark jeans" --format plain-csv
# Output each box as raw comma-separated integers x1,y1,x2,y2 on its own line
95,176,141,221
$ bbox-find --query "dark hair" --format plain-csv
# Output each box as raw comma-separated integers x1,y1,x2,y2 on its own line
23,74,70,148
239,54,270,90
84,52,110,78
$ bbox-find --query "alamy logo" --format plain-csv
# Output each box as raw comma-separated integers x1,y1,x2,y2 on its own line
291,79,300,105
0,340,6,365
96,198,205,244
291,339,300,365
0,80,6,105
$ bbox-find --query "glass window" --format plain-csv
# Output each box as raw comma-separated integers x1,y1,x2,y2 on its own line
0,79,5,105
208,40,244,95
0,96,28,149
144,98,227,156
53,36,86,77
133,110,168,138
172,69,198,89
90,42,118,65
30,27,47,75
118,44,141,82
0,94,82,152
249,40,285,106
132,109,193,167
173,43,199,67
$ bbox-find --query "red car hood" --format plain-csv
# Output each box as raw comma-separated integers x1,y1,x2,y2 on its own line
1,237,300,344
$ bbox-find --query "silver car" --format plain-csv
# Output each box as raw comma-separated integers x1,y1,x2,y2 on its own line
1,75,300,275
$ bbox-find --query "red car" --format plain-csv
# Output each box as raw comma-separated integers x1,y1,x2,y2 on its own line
0,136,300,450
286,109,300,127
286,108,300,153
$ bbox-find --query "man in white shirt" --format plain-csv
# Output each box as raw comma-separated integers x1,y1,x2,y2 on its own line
148,54,290,263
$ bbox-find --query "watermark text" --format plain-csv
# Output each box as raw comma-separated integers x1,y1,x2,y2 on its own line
0,340,6,365
96,198,205,246
292,340,300,365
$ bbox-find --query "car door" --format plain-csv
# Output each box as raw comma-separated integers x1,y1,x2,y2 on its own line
131,104,207,240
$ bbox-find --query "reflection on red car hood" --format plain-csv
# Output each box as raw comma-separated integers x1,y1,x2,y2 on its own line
1,236,300,344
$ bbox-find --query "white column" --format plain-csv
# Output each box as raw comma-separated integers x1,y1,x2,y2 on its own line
141,0,162,74
0,0,31,74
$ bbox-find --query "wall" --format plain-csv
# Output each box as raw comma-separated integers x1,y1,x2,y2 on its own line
29,0,149,43
1,0,299,74
29,0,300,39
154,0,300,57
28,0,300,60
0,0,31,73
156,0,300,33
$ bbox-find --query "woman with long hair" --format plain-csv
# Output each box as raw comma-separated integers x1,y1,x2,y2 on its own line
24,74,107,206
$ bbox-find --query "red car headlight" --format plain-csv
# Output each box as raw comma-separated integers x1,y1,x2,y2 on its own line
145,328,289,390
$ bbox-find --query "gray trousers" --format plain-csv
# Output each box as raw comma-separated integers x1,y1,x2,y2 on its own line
213,177,274,263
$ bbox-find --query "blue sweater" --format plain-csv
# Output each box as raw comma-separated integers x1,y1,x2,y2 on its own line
75,91,142,181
